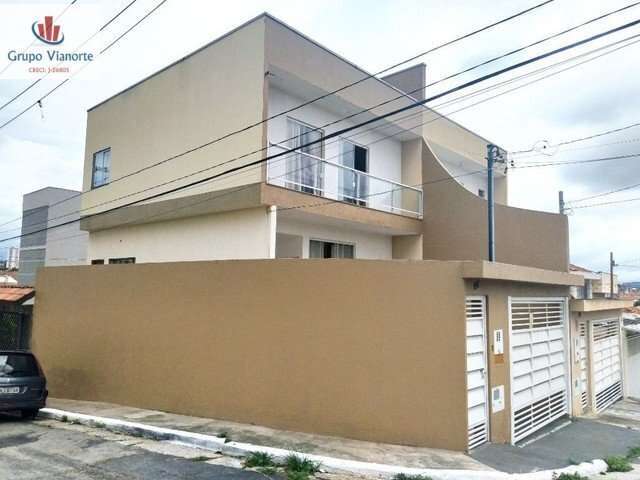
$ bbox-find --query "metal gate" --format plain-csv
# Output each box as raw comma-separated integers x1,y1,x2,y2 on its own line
577,321,589,412
0,311,29,350
592,319,623,412
466,296,488,450
626,328,640,399
510,298,569,444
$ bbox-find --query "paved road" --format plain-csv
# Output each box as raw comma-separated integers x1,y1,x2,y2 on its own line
0,414,270,480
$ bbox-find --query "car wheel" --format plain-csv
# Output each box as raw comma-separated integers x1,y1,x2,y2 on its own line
20,409,39,420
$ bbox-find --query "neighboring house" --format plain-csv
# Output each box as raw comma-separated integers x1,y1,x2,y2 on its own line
32,14,626,452
569,263,632,414
592,271,619,298
6,246,19,270
18,187,89,285
0,271,18,285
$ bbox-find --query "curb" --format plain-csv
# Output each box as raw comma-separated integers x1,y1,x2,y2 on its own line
40,408,607,480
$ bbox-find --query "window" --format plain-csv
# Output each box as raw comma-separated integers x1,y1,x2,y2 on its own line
478,189,485,198
309,240,354,259
108,257,136,264
286,118,324,195
91,259,105,265
340,140,368,206
0,353,39,378
92,148,111,188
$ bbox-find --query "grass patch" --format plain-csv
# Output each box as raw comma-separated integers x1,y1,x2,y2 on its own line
605,455,633,473
627,446,640,460
392,474,433,480
284,455,320,475
552,473,588,480
243,451,276,469
256,466,278,476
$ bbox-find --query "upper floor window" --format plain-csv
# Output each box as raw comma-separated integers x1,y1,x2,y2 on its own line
92,148,111,188
109,257,136,264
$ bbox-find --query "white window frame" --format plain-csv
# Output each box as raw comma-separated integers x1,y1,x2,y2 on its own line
92,147,112,188
308,238,355,259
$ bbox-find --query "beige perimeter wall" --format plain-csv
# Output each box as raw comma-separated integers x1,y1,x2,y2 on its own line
33,259,469,450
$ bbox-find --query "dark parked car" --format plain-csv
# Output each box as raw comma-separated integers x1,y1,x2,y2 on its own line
0,351,47,419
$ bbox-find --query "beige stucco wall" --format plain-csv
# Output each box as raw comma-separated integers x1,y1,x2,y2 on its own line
33,259,469,450
465,280,569,444
88,207,273,263
82,17,267,219
421,140,569,271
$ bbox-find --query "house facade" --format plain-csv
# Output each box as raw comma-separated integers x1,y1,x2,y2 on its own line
28,14,632,452
18,187,89,285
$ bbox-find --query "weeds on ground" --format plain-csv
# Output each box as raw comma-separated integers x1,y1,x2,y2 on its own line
243,451,276,469
605,455,633,473
256,466,278,476
552,473,588,480
627,446,640,460
392,474,433,480
284,454,320,476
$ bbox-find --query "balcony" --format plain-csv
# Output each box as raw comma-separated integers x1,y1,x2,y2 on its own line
266,143,423,218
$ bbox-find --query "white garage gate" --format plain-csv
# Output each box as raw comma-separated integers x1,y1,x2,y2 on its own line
509,298,569,444
466,296,489,450
592,319,623,412
577,321,589,413
626,326,640,399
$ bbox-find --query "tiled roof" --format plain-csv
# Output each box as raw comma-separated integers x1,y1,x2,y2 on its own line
0,286,35,303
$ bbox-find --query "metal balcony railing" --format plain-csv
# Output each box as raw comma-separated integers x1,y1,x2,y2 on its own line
266,143,423,218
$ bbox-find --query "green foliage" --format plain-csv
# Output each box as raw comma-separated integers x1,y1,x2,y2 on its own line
392,474,433,480
284,455,320,475
243,451,276,469
256,466,278,476
605,455,633,473
286,470,312,480
552,472,588,480
627,446,640,460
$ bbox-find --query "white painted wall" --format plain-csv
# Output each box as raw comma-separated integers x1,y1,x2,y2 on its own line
267,87,405,212
88,207,273,263
277,216,392,260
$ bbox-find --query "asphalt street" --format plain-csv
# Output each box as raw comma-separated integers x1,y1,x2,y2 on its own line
0,413,271,480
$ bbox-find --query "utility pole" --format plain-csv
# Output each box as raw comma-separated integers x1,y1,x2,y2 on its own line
610,251,617,298
558,191,565,214
487,144,507,262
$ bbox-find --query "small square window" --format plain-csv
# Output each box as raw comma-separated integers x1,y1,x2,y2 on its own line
92,148,111,188
478,189,485,198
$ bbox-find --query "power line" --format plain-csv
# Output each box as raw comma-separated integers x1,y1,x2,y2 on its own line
5,19,640,236
512,120,640,154
0,0,140,114
566,181,640,205
0,0,78,77
3,18,640,244
0,1,559,230
570,195,640,209
1,4,635,234
0,0,167,130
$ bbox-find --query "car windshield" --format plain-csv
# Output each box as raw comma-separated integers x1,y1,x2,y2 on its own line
0,354,39,377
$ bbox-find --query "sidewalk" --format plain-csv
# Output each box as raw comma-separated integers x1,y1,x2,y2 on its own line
42,398,640,478
45,398,488,472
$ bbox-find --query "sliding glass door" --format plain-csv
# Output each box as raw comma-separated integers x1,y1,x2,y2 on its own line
286,118,324,195
340,139,368,206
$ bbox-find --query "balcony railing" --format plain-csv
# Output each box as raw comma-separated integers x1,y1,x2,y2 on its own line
266,143,423,218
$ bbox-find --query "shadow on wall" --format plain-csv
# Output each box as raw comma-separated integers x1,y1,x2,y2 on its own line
419,139,569,272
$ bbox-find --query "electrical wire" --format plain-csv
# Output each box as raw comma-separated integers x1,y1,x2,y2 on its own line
3,18,640,243
2,4,637,235
5,23,640,235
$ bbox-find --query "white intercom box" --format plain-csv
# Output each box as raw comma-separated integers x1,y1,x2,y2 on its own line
493,329,504,355
492,385,505,413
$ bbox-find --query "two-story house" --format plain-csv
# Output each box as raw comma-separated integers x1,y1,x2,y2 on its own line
33,13,624,452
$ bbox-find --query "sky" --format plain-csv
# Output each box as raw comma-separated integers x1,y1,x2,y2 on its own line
0,0,639,279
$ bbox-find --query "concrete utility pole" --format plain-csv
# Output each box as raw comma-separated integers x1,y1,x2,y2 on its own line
558,191,565,214
610,251,617,298
487,144,507,262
